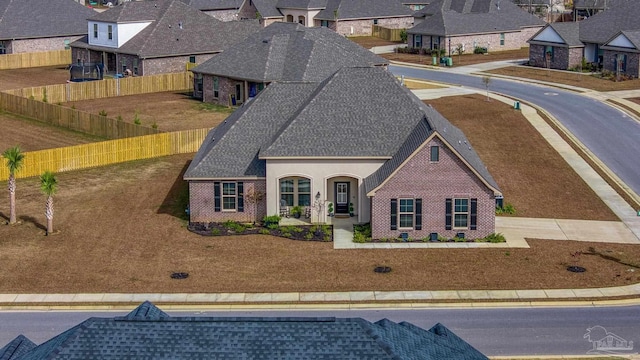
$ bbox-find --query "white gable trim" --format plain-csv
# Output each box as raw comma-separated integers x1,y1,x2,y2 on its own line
530,26,565,44
366,132,502,197
606,33,637,49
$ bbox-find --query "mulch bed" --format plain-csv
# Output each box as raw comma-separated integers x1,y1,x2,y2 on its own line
188,222,333,242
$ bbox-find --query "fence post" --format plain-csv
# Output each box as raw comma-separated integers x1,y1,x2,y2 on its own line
116,77,120,96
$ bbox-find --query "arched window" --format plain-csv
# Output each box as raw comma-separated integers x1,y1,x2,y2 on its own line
279,177,311,206
298,15,305,25
286,14,294,22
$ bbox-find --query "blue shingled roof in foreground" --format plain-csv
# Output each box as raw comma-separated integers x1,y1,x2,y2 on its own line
2,302,489,360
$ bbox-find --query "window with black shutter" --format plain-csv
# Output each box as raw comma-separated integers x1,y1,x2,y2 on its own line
214,182,221,212
445,198,452,230
390,198,398,230
470,198,477,230
415,198,422,230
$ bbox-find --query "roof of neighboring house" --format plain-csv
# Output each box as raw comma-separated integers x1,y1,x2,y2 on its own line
253,0,284,18
71,0,261,58
0,0,95,40
528,22,583,47
578,0,640,44
0,302,489,359
191,22,388,81
179,0,245,10
315,0,414,20
185,66,500,196
276,0,328,9
0,335,36,360
601,29,640,51
409,0,544,36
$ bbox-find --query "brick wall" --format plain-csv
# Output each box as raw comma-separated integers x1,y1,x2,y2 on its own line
143,53,216,75
529,43,584,70
410,27,540,53
202,75,243,105
8,35,83,54
370,137,496,240
189,180,267,223
335,17,413,36
603,50,640,78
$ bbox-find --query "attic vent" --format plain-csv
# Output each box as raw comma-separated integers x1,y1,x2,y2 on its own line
262,39,269,43
179,22,183,29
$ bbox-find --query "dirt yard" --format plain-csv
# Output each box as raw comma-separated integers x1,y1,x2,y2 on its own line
0,91,629,294
63,92,234,132
486,66,640,91
0,111,103,152
381,48,530,67
0,66,70,91
347,36,400,49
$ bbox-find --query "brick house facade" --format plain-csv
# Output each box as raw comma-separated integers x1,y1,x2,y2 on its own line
529,43,583,70
370,137,495,240
1,36,83,54
408,27,540,53
602,50,640,78
189,180,267,223
331,17,414,36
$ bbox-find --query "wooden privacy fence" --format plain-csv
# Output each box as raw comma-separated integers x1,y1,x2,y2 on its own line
0,50,71,70
0,92,159,139
0,128,209,181
372,25,404,42
4,72,193,103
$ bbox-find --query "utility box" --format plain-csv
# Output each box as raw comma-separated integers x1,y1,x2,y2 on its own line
514,101,521,110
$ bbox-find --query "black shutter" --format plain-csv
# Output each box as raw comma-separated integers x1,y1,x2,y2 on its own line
445,198,452,230
390,198,398,230
470,198,477,230
415,198,422,230
237,182,244,212
214,182,221,212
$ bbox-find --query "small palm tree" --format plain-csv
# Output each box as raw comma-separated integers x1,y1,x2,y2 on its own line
2,146,25,224
40,171,58,235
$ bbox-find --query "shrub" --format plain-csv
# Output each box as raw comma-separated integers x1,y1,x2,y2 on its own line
353,223,371,243
222,220,246,233
42,88,48,103
323,235,331,242
304,232,314,240
152,122,158,129
99,109,108,116
353,232,367,243
211,228,221,236
484,232,506,243
262,214,281,227
473,46,487,54
438,235,449,242
281,231,292,238
453,236,466,242
258,229,271,235
116,115,123,121
267,223,279,230
399,28,408,43
133,111,141,125
496,203,516,215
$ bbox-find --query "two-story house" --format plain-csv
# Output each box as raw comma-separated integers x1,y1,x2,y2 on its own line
70,0,260,75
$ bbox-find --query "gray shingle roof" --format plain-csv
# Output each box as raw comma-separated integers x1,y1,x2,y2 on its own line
186,66,499,196
0,0,95,40
315,0,413,20
276,0,328,9
192,22,388,81
578,0,640,44
529,22,582,47
184,81,320,179
5,302,488,359
0,336,35,360
409,0,544,36
73,0,261,58
180,0,244,10
253,0,284,18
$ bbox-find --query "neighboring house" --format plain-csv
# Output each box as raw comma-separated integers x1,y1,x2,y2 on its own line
527,22,583,70
184,66,501,240
70,0,261,76
0,0,95,55
191,22,388,105
572,0,617,20
528,0,640,77
0,301,489,359
236,0,415,36
408,0,545,54
402,0,430,11
179,0,252,21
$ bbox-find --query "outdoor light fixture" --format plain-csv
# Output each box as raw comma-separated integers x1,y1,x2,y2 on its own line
315,192,321,200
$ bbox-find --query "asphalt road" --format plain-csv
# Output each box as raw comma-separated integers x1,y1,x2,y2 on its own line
1,306,638,356
390,65,640,200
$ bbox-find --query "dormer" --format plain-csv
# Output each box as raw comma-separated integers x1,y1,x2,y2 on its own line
87,20,152,48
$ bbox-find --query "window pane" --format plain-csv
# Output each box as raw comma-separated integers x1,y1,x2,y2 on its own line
281,194,293,207
222,183,236,195
454,199,468,212
298,179,310,193
280,179,294,193
399,214,413,228
430,146,439,161
454,214,468,228
298,194,310,207
399,199,413,212
223,197,236,210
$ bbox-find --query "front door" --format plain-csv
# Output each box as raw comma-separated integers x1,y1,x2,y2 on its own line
235,84,243,104
335,182,349,214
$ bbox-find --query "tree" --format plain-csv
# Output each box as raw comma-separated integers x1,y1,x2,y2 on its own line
244,187,264,225
40,171,58,235
2,146,25,225
481,76,491,101
399,28,408,43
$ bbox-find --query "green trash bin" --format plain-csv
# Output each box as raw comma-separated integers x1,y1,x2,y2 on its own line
432,56,438,66
446,57,453,67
